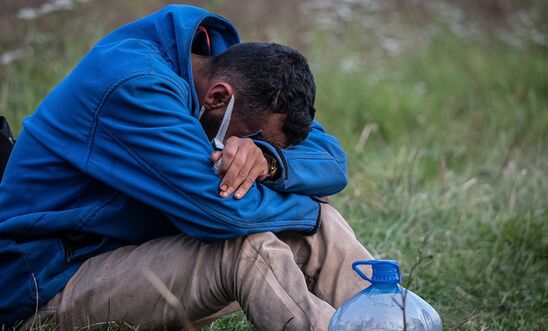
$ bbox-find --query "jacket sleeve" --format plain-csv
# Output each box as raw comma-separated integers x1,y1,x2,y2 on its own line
255,121,348,196
85,74,320,242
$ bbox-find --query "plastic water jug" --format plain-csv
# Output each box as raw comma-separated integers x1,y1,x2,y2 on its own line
328,260,442,331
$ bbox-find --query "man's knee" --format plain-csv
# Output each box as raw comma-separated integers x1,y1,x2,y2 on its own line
241,231,293,260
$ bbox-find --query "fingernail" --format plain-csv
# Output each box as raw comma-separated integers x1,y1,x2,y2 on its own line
234,192,241,199
221,191,228,197
221,185,227,191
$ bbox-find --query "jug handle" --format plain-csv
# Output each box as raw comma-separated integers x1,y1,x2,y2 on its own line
352,261,373,282
352,260,401,283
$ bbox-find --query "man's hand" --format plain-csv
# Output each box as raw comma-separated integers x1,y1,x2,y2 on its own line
211,136,269,199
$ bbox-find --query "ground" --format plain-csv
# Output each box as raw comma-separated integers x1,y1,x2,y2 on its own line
0,0,547,330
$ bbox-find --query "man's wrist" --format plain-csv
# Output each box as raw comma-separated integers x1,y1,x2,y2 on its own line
252,139,287,182
263,152,280,181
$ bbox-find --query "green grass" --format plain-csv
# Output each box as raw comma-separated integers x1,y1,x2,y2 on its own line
311,33,548,330
312,34,547,329
2,2,547,330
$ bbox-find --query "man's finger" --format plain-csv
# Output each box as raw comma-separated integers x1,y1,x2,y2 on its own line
218,137,240,175
256,154,269,182
211,151,222,164
234,160,266,199
219,148,255,198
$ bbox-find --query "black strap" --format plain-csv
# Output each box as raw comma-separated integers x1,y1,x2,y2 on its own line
0,116,16,181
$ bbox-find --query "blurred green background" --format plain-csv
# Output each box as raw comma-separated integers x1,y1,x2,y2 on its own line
1,0,547,330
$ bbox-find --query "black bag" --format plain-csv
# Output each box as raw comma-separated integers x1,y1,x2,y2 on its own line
0,116,15,181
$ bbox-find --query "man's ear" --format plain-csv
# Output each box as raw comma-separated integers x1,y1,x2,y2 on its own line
203,83,233,112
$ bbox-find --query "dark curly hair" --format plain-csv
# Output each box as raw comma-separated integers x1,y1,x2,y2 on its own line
208,42,316,146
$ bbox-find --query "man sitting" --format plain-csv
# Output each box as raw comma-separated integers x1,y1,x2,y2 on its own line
0,5,373,330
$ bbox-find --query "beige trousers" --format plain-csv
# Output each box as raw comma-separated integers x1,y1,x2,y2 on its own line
23,204,373,330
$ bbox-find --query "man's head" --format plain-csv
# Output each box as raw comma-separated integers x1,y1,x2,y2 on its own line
193,42,316,148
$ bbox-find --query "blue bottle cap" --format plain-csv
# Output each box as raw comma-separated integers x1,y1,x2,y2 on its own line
352,260,401,284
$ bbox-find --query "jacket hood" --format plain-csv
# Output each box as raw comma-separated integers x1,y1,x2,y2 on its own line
98,4,240,116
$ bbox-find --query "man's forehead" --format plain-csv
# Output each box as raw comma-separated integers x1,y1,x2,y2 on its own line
229,112,287,148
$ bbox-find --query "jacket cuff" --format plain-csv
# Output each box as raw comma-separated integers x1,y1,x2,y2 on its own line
300,201,322,235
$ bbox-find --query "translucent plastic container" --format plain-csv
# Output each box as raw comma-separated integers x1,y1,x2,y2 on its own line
328,260,442,331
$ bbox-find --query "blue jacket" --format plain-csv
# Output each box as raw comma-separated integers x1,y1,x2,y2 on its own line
0,5,347,326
